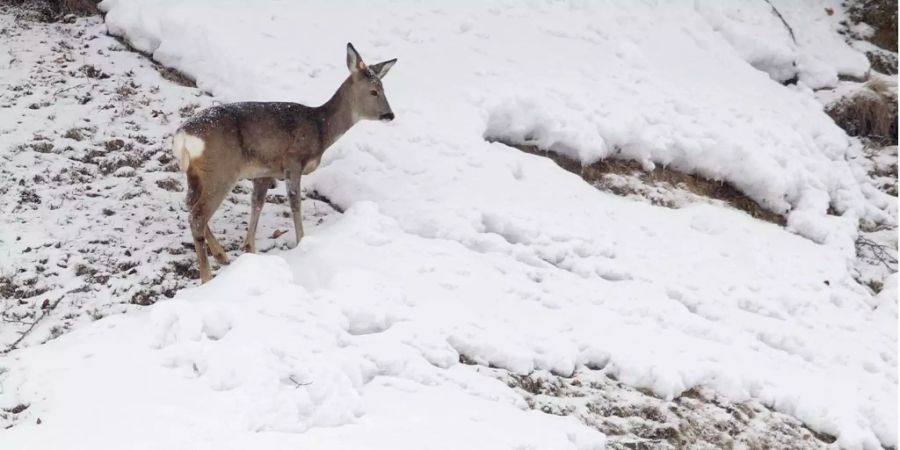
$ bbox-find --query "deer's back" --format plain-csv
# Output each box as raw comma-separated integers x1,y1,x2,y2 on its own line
178,102,322,178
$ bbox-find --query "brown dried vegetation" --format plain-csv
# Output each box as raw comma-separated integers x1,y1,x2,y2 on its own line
826,76,898,146
494,140,786,225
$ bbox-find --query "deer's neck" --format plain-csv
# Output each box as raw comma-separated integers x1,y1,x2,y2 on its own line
316,78,357,151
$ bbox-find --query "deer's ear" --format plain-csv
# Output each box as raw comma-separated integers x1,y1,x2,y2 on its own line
369,59,397,79
346,43,366,73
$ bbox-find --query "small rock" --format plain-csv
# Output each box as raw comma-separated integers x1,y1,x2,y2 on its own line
114,166,136,178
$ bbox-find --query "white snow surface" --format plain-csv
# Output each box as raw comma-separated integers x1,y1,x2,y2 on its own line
100,0,894,249
0,1,896,449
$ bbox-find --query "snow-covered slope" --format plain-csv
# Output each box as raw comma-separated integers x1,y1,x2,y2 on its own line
0,1,896,449
100,0,894,247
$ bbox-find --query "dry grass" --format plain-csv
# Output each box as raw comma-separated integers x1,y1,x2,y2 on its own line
497,140,786,225
155,65,196,88
58,0,98,16
498,368,835,450
826,77,898,145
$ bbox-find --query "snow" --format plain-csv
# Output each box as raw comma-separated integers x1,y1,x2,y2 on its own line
0,50,11,70
697,0,871,87
0,253,604,450
101,0,893,249
0,1,896,449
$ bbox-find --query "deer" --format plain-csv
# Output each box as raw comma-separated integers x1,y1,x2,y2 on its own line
172,43,397,283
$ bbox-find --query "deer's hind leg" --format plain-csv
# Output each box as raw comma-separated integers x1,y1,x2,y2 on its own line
206,225,228,264
243,177,272,253
186,169,235,283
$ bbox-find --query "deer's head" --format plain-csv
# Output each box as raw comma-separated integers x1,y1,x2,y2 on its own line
345,43,397,122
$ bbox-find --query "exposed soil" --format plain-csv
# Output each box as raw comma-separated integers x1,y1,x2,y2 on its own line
845,0,898,74
847,0,898,53
107,33,198,89
490,139,786,226
476,366,837,450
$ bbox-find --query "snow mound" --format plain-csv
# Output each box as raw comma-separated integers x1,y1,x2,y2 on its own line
102,0,894,248
0,251,604,449
9,198,894,448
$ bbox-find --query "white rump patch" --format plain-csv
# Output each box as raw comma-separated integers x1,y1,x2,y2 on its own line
172,131,206,171
302,157,321,175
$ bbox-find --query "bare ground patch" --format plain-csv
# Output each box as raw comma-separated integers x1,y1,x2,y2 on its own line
475,366,836,450
846,0,898,74
105,34,198,88
490,139,786,226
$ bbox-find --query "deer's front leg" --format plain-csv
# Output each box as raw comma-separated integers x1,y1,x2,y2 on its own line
285,169,304,247
244,177,272,253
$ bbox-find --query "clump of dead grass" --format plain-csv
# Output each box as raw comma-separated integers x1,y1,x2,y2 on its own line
826,75,898,145
495,140,786,225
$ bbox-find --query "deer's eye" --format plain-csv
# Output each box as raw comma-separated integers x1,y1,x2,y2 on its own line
370,90,379,97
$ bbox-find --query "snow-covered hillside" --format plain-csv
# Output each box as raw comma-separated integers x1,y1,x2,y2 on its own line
0,1,896,449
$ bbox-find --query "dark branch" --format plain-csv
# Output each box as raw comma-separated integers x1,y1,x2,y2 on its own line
1,299,60,354
764,0,797,45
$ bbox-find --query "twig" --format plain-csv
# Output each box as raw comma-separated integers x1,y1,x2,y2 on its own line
1,299,59,354
305,189,344,213
764,0,797,44
1,316,35,325
856,235,898,271
53,82,88,96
